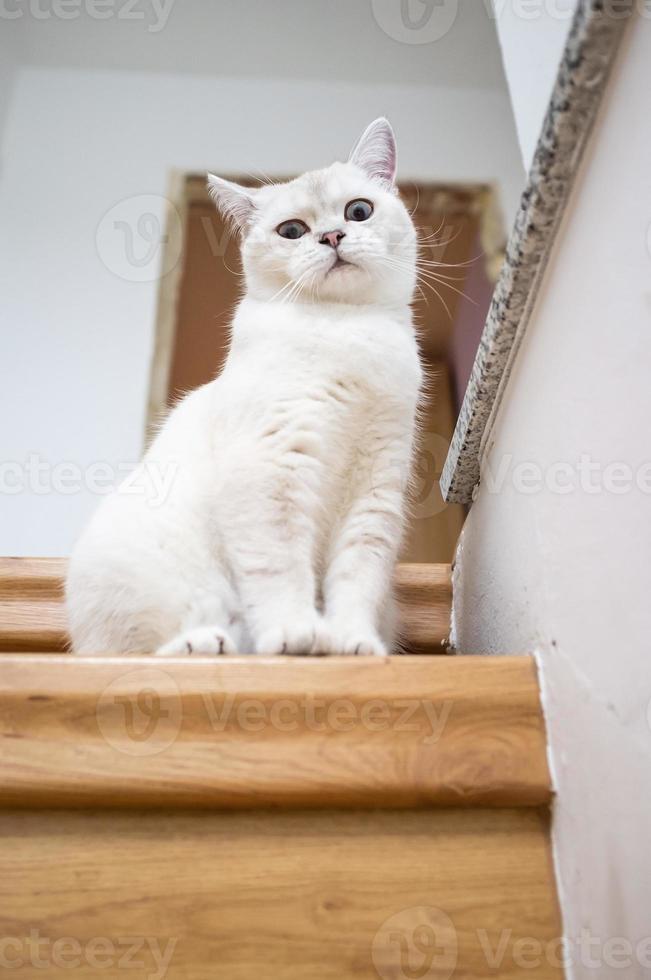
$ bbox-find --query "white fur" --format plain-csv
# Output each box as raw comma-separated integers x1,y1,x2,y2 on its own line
66,118,423,656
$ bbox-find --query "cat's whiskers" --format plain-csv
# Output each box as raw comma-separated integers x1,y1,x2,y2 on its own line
416,223,463,250
415,264,465,283
378,254,478,318
280,268,314,305
373,253,442,311
266,258,328,304
281,279,304,305
406,184,421,218
415,216,446,240
244,169,276,187
415,267,477,305
416,253,478,272
269,275,301,304
416,275,453,318
384,250,475,297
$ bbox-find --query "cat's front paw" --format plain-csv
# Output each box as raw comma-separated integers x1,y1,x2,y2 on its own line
323,623,389,657
155,625,237,657
254,614,328,657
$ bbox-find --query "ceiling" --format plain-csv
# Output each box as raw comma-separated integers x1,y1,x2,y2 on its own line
9,0,507,92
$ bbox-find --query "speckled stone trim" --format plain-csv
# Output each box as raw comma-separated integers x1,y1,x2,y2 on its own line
441,0,633,504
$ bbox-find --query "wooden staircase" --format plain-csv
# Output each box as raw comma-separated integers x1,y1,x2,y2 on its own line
0,559,563,979
0,558,452,655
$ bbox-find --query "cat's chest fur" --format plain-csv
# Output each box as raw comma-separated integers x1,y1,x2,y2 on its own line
152,297,421,526
222,297,421,417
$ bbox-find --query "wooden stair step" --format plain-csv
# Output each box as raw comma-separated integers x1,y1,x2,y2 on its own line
0,557,452,654
0,560,562,978
0,654,550,810
0,806,563,980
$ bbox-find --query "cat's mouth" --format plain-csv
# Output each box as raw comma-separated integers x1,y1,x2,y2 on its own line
327,255,356,275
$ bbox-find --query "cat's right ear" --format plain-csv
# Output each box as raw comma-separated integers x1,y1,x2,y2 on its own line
348,118,397,190
207,175,257,232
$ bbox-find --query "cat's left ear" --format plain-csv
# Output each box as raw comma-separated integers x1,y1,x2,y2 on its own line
207,174,258,231
348,117,397,190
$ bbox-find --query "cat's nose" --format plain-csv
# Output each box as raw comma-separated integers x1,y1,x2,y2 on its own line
319,229,346,249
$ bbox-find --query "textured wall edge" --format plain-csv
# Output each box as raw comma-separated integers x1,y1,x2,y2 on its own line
440,0,633,504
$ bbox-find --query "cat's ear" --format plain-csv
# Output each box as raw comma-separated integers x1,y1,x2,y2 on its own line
207,174,257,231
348,117,397,190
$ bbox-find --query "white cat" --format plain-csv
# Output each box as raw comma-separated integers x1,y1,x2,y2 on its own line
66,118,422,657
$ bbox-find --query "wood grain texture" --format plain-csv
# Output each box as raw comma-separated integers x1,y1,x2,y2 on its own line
0,807,563,979
0,654,550,809
0,558,452,654
396,562,452,653
0,558,67,652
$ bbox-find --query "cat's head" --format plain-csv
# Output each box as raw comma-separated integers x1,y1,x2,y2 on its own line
208,118,416,307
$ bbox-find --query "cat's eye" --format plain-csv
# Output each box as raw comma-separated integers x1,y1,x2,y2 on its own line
345,199,374,222
276,219,309,240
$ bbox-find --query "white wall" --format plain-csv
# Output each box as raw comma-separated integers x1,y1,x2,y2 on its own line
452,13,651,978
0,20,26,159
0,63,524,556
492,0,577,170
